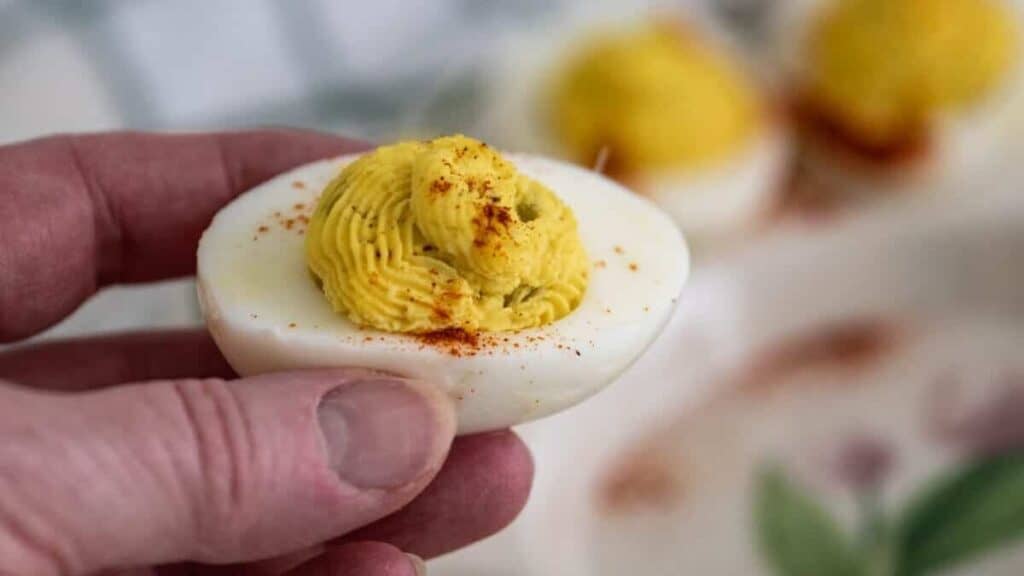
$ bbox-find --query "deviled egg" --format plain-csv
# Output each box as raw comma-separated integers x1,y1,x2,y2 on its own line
773,0,1024,202
480,18,789,252
197,135,688,434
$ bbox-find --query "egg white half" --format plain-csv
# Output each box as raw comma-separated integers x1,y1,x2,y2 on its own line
637,126,790,250
197,154,689,434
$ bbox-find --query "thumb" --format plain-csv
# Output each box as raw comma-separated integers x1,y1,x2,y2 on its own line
0,370,455,575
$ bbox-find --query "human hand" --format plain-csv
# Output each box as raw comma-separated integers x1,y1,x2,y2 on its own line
0,131,533,575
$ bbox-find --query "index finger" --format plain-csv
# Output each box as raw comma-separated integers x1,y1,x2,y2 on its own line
0,129,368,342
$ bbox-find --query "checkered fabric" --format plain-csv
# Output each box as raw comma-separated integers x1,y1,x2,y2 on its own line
0,0,562,142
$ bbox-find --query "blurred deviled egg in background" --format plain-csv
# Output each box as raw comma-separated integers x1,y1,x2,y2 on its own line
479,12,790,256
771,0,1024,207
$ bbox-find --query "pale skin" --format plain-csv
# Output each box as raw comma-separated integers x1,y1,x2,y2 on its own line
0,130,534,576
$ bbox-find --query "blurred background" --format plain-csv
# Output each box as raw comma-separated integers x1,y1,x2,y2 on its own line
3,0,1024,574
0,0,730,340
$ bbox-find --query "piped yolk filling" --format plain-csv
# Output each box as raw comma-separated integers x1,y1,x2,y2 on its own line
306,135,590,334
548,22,761,176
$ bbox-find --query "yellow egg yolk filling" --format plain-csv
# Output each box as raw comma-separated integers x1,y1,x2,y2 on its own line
548,23,761,175
306,135,590,334
807,0,1020,146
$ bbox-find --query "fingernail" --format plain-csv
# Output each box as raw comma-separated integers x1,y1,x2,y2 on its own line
317,378,444,489
407,553,427,575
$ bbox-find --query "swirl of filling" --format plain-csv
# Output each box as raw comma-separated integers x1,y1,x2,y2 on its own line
306,135,590,334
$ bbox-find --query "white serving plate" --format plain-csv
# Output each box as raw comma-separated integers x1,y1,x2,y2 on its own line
433,176,1024,575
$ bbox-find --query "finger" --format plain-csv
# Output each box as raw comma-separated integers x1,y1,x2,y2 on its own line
0,370,455,575
0,329,234,391
0,129,367,342
340,430,533,559
215,431,533,575
151,546,324,576
237,547,326,575
281,543,423,576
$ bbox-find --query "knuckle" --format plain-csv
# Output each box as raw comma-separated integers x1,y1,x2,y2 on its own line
0,436,79,575
167,378,259,550
0,501,73,576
